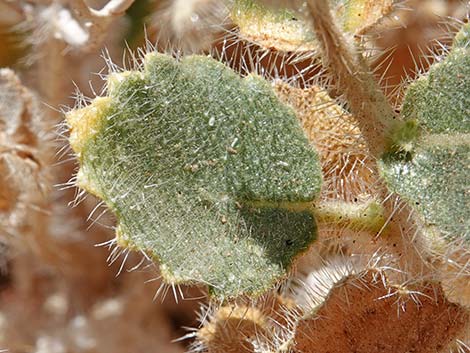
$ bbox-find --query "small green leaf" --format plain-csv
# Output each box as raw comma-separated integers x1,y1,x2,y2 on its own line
380,23,470,241
231,0,395,51
381,136,468,239
231,0,317,52
401,30,470,134
67,53,322,297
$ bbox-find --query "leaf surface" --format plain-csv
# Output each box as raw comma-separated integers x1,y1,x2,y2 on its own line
381,24,470,241
67,53,322,297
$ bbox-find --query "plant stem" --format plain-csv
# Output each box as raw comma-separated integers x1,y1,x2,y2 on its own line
304,0,398,158
304,0,435,278
68,0,136,51
314,200,385,233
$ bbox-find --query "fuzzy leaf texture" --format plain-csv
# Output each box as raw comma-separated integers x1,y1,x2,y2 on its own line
232,0,394,51
67,53,322,298
380,23,470,241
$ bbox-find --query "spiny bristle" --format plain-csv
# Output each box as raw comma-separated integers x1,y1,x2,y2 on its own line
360,0,468,107
273,81,379,201
292,255,361,312
191,292,297,353
294,270,469,353
439,243,470,308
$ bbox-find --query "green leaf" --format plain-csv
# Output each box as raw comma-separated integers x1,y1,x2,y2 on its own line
231,0,317,52
231,0,395,51
380,23,470,241
67,53,322,298
401,31,470,134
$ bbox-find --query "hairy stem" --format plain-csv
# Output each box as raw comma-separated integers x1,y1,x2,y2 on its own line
305,0,398,157
314,200,385,233
304,0,434,278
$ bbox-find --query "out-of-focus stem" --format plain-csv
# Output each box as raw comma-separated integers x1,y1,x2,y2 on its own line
94,0,136,16
69,0,136,50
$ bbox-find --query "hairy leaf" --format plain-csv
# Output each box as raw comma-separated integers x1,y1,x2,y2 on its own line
380,23,470,241
67,53,322,297
231,0,395,51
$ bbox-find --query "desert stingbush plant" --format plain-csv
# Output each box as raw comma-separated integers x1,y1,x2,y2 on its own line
64,0,470,351
68,52,323,297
